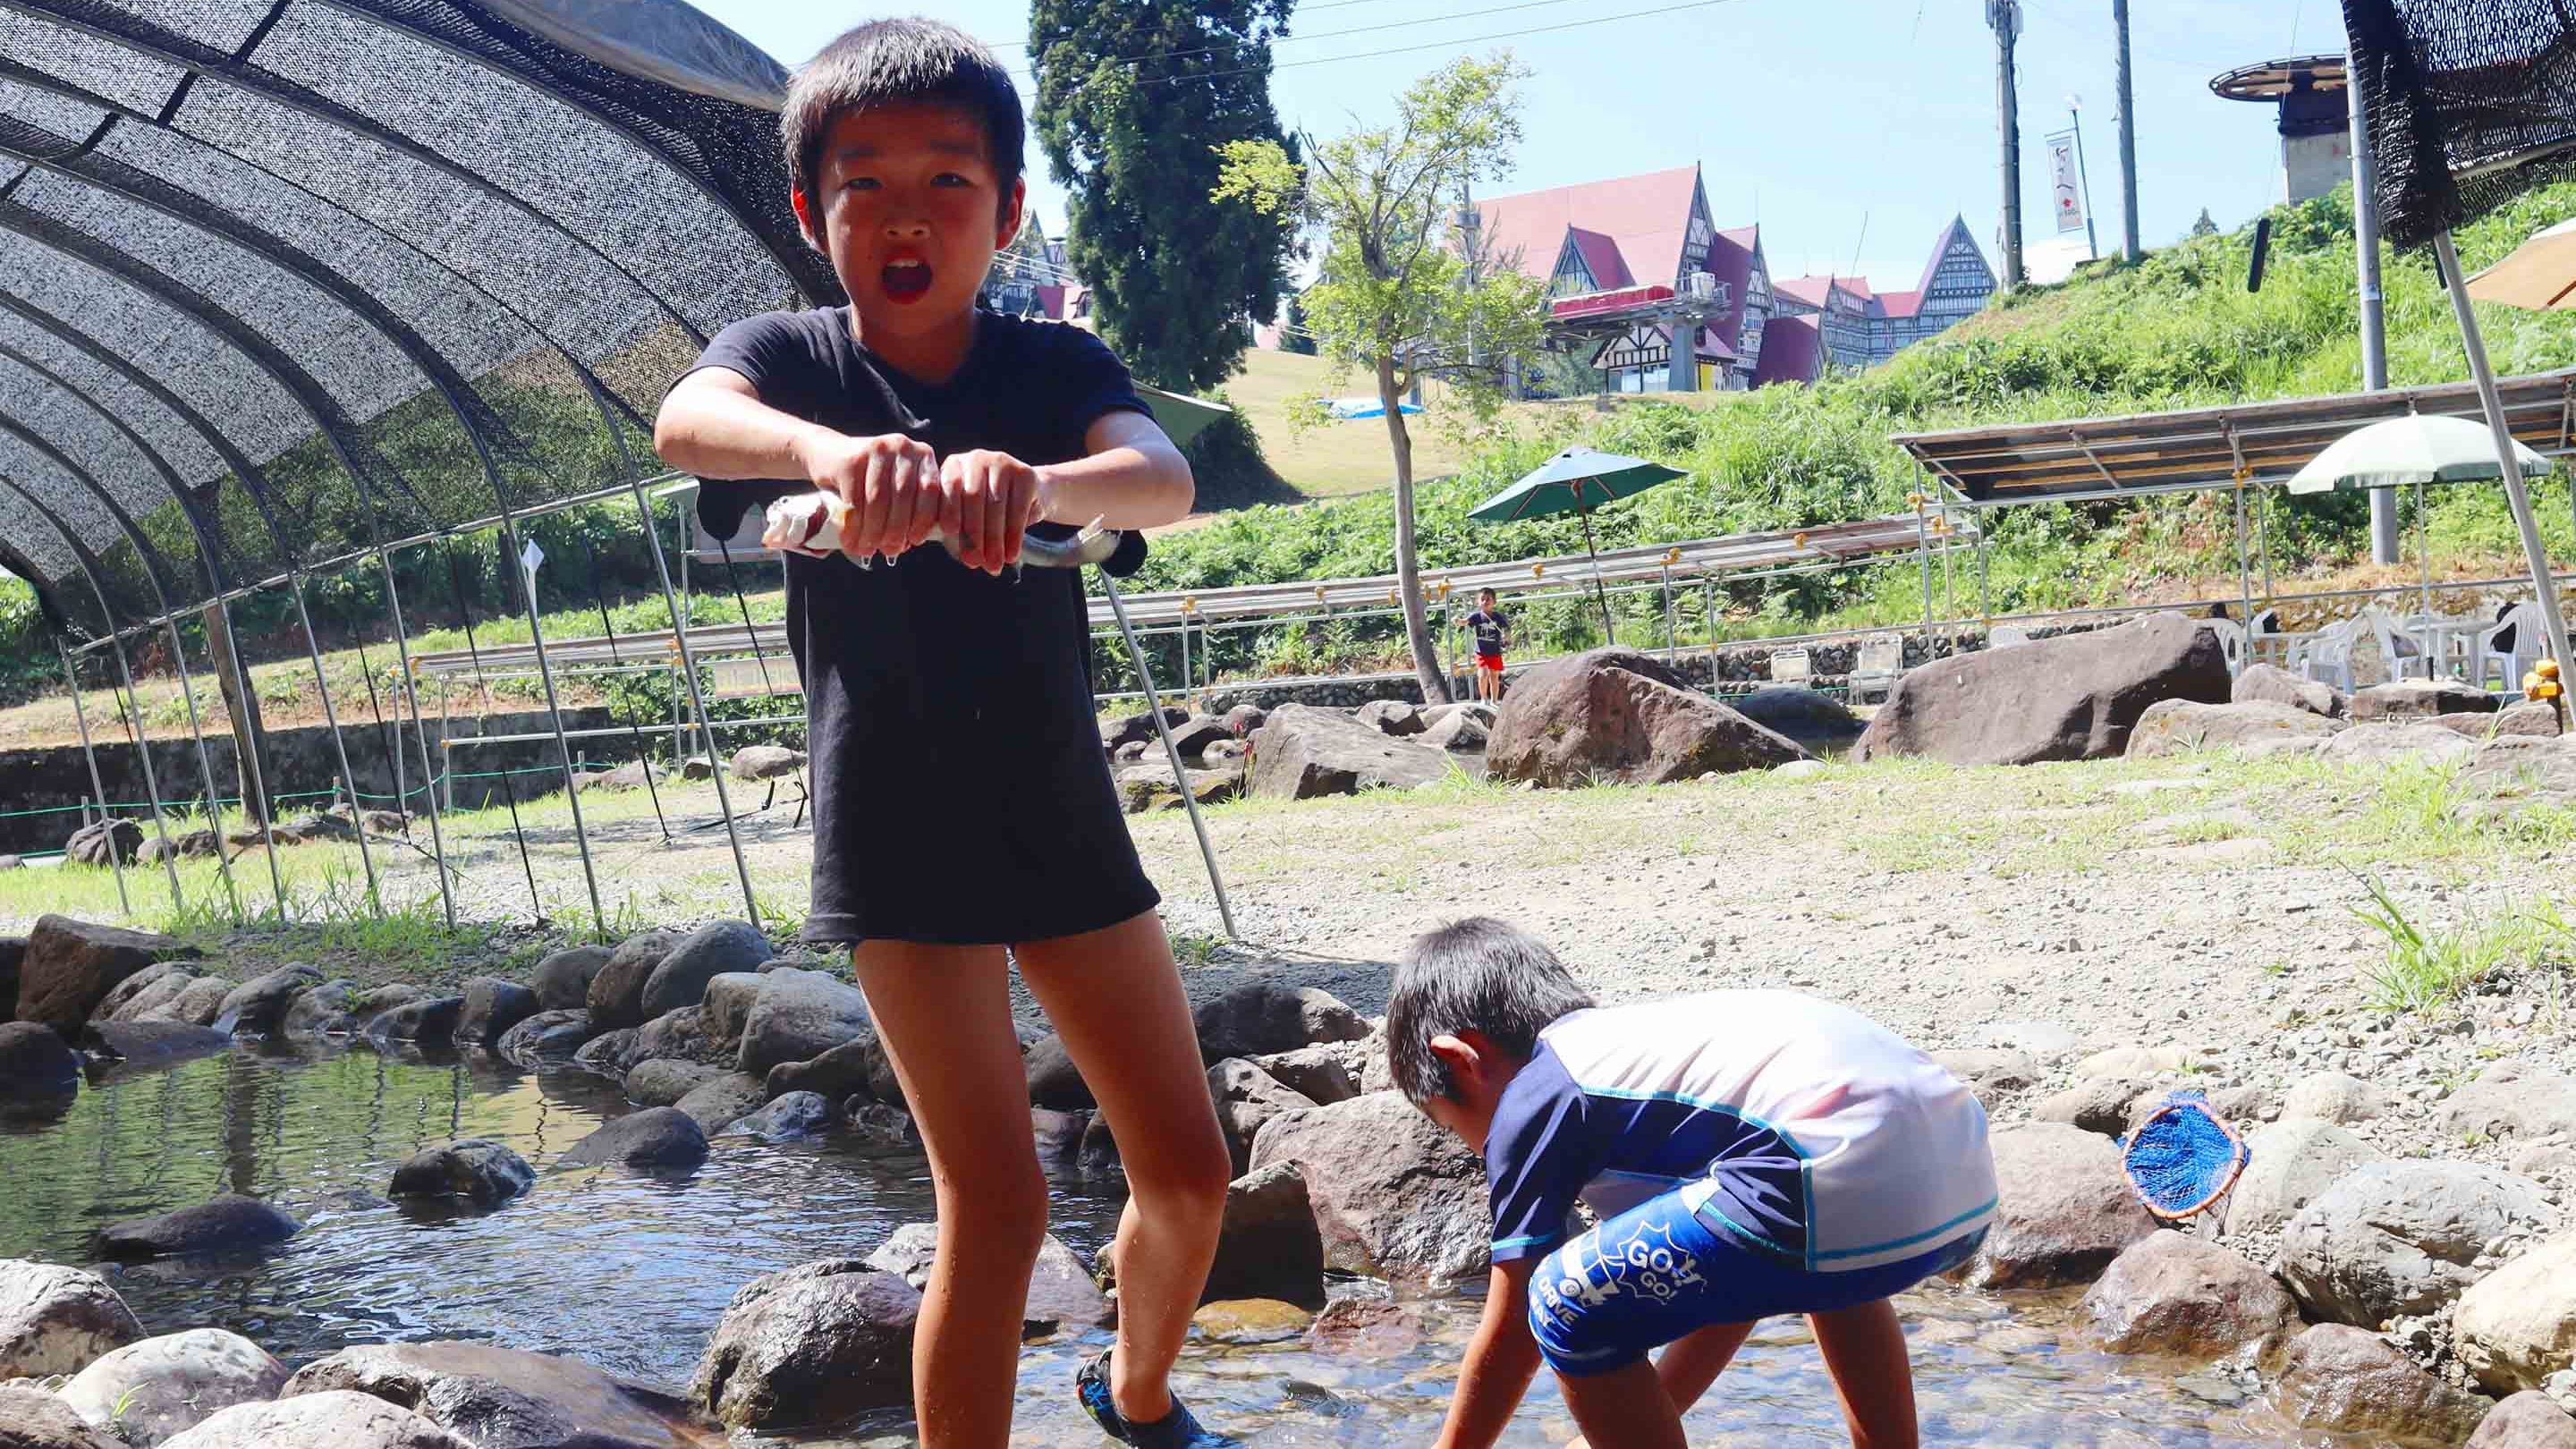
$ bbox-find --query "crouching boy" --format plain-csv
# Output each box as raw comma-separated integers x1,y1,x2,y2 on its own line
1386,919,1999,1449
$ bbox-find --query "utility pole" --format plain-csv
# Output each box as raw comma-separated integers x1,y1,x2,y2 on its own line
1990,0,2026,288
2114,0,2141,262
2344,43,2402,564
2069,100,2100,260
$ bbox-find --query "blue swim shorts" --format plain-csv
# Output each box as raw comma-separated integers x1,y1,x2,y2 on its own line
1525,1189,1987,1377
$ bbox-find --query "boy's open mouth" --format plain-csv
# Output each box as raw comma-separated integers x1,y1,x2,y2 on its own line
881,256,933,303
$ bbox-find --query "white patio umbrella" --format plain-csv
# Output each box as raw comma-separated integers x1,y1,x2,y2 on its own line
2285,414,2554,494
2467,216,2576,310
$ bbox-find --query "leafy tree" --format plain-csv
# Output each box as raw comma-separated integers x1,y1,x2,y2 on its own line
1279,289,1318,356
2190,208,2219,238
1214,55,1550,701
1031,0,1301,394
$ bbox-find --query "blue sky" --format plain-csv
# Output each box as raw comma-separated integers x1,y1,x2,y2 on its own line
699,0,2323,291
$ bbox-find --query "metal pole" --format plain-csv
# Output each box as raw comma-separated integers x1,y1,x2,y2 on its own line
503,527,608,936
1992,0,2026,288
2419,481,2436,623
57,640,130,917
285,575,380,908
1102,572,1238,941
374,549,456,930
2235,480,2256,665
98,624,186,912
2344,40,2402,567
1179,616,1192,714
2070,105,2099,260
1916,501,1936,638
628,484,759,922
162,616,242,923
2113,0,2140,263
211,596,291,917
2436,231,2571,665
1976,513,1993,626
1662,566,1676,661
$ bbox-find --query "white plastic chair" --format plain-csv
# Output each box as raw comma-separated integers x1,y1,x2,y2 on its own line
2199,617,2248,674
2292,616,2363,693
2366,607,2431,682
1770,648,1813,687
2475,602,2545,692
1848,637,1904,705
1987,625,2032,648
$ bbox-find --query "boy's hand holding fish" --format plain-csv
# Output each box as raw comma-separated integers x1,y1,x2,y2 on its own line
779,429,1054,572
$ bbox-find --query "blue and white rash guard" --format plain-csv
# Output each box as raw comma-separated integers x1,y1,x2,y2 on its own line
1482,992,1997,1275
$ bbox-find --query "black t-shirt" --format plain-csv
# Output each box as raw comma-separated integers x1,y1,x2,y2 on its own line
1468,609,1509,657
676,308,1160,945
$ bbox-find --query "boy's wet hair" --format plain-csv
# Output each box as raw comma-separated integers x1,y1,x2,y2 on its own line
782,18,1025,219
1386,919,1596,1105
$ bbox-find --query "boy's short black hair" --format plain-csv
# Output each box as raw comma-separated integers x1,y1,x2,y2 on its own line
1478,588,1498,602
1386,919,1596,1105
782,18,1025,216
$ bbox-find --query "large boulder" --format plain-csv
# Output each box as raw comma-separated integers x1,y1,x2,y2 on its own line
1960,1123,2157,1290
767,1034,899,1109
495,1010,592,1071
736,969,872,1078
674,1074,770,1138
387,1140,535,1208
15,917,181,1036
1248,704,1450,800
1419,709,1490,753
62,820,140,869
1247,1091,1489,1284
1252,1044,1363,1106
1102,707,1191,751
2320,722,2481,765
1855,613,2230,767
0,1385,121,1449
94,1196,298,1260
0,1022,80,1103
2468,1394,2576,1449
59,1330,288,1448
2079,1233,2299,1359
1487,649,1808,787
2280,1161,2556,1327
80,1020,232,1075
585,930,682,1031
1023,1034,1093,1110
2274,1323,2493,1445
2221,1121,2382,1241
1726,686,1867,746
528,945,611,1013
282,980,358,1038
2457,1233,2576,1394
453,979,538,1048
0,1260,141,1379
689,1260,919,1431
1355,699,1427,736
558,1107,708,1170
2353,679,2499,722
1205,1164,1327,1309
865,1224,1110,1335
2124,699,2344,758
279,1341,710,1449
700,973,767,1056
625,1059,727,1107
157,1391,471,1449
729,745,807,782
217,965,323,1037
1208,1058,1318,1175
639,921,773,1022
2235,663,2347,719
2446,1063,2576,1145
629,1007,729,1069
364,996,465,1046
1195,982,1370,1063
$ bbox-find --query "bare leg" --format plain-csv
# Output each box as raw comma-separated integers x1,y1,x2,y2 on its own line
1018,912,1233,1425
852,942,1043,1449
1566,1322,1753,1448
1809,1299,1919,1449
1557,1359,1688,1449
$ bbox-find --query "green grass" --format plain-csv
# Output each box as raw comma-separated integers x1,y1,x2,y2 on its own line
2351,873,2576,1013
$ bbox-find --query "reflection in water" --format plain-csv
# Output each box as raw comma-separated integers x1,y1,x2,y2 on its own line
0,1049,2374,1446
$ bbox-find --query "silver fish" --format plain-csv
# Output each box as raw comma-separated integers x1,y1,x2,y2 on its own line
761,491,1122,571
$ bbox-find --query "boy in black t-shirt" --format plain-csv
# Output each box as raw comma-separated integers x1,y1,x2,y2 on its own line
654,21,1233,1449
1466,588,1510,701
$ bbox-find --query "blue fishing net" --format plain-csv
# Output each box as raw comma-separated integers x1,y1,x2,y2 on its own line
2120,1090,2253,1221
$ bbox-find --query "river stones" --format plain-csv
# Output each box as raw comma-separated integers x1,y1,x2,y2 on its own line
1208,1058,1317,1176
691,1260,919,1430
0,1385,121,1449
631,1007,730,1069
675,1073,770,1138
572,1029,640,1076
2274,1323,2492,1444
2281,1071,2394,1125
495,1010,592,1071
2079,1233,2298,1359
15,917,181,1036
2445,1063,2576,1145
529,946,611,1013
735,969,872,1078
1306,1298,1426,1359
2467,1393,2576,1448
1960,1123,2156,1290
639,921,772,1022
281,980,359,1038
2033,1077,2156,1136
0,1259,141,1378
365,996,465,1045
866,1225,1109,1336
94,1196,299,1260
2457,1233,2576,1394
60,1329,288,1447
625,1060,726,1107
767,1033,899,1108
388,1140,535,1208
724,1092,835,1142
2222,1121,2382,1241
280,1341,710,1449
453,979,538,1048
158,1390,472,1448
93,962,191,1023
1193,982,1370,1063
1203,1164,1327,1309
586,930,682,1031
154,977,235,1028
559,1107,708,1170
1252,1044,1363,1105
0,1022,79,1104
2280,1161,2555,1327
1248,1091,1490,1284
700,973,765,1057
217,965,323,1036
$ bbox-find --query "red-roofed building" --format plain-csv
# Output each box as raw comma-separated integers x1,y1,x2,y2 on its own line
1770,217,1996,369
1752,314,1825,389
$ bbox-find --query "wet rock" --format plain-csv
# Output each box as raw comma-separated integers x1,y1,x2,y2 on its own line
387,1140,535,1208
105,968,205,1026
700,972,766,1056
494,1010,592,1071
573,1028,640,1076
1164,716,1235,760
2468,1393,2576,1447
2457,1232,2576,1394
1031,1106,1093,1173
1856,614,2229,767
767,1031,900,1110
843,1102,916,1148
1962,1123,2157,1290
1355,699,1426,736
866,1224,1109,1335
625,1059,726,1107
736,968,872,1078
558,1107,707,1170
2274,1323,2493,1445
676,1073,770,1138
630,1006,729,1069
60,1329,287,1447
640,921,773,1022
62,820,140,869
2034,1077,2155,1137
1192,1299,1311,1343
1248,1091,1489,1284
1306,1298,1425,1359
278,1341,709,1449
151,977,234,1029
2446,1063,2576,1144
2079,1233,2299,1360
1248,704,1451,800
157,1390,471,1448
1488,649,1808,786
690,1260,919,1430
2354,679,2498,722
529,946,611,1013
1203,1164,1327,1309
1024,1033,1093,1111
0,1385,120,1449
79,1020,231,1074
0,1022,80,1101
282,980,359,1038
2282,1071,2394,1125
725,1091,835,1142
15,916,181,1036
453,979,538,1048
1252,1045,1362,1105
1930,1047,2041,1099
586,929,682,1031
94,1195,298,1260
1196,982,1370,1063
2320,722,2480,765
93,962,191,1022
217,965,323,1037
2221,1121,2382,1240
728,745,806,782
2281,1161,2555,1327
0,1260,141,1379
365,996,465,1045
1208,1058,1317,1176
2125,699,2343,758
2234,663,2345,719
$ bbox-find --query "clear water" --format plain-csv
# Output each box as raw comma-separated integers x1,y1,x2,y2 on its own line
0,1046,2361,1446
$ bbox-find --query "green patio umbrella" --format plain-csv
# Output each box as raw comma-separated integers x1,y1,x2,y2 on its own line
1469,447,1687,642
1137,386,1233,449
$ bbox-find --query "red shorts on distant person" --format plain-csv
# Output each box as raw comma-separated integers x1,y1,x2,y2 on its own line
1477,653,1505,672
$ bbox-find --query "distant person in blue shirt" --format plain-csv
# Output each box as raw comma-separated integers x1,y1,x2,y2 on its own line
1465,589,1511,702
1385,919,1998,1449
